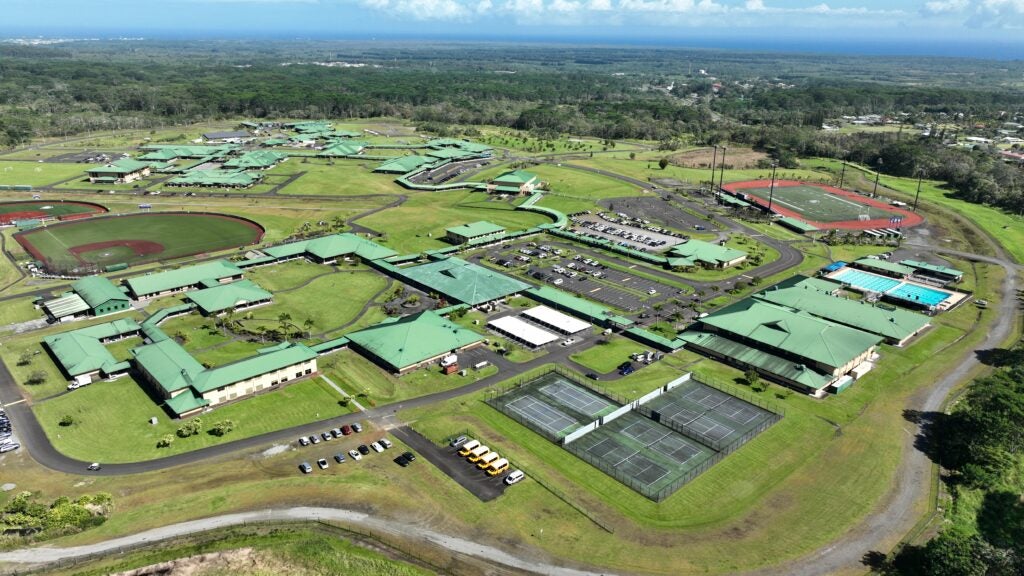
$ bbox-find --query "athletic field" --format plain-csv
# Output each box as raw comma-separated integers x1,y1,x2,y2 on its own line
722,180,924,230
15,212,264,273
0,201,106,225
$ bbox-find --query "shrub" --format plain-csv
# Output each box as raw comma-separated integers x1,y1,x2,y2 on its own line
156,434,174,448
58,415,74,427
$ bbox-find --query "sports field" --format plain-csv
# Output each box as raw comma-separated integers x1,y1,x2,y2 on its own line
15,212,264,272
722,180,924,230
0,200,106,224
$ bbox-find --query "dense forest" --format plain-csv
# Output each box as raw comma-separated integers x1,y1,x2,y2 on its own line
0,40,1021,213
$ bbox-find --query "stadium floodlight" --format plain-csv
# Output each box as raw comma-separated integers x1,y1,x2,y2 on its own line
767,163,778,215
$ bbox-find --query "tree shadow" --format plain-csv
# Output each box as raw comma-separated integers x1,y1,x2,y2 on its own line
902,408,944,465
977,490,1024,553
974,347,1024,368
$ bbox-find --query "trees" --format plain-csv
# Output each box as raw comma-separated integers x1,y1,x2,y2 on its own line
658,157,669,170
176,417,202,438
156,434,174,448
209,420,235,437
25,371,47,385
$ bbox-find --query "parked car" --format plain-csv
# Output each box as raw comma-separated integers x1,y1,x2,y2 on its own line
317,458,329,470
396,454,412,466
358,444,370,455
298,437,310,447
586,373,600,380
341,424,353,435
333,453,347,463
401,451,416,463
370,441,384,453
299,462,312,474
505,470,525,485
449,435,468,448
379,438,393,449
348,449,362,461
331,428,343,438
352,422,363,433
321,431,332,441
310,435,320,444
0,443,20,454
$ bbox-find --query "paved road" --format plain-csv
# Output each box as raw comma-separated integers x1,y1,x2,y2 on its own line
0,506,607,576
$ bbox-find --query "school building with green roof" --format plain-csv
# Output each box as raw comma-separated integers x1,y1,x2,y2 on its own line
899,260,964,283
222,150,288,170
185,279,272,316
43,318,140,383
683,297,883,396
395,257,531,307
851,258,915,278
85,158,152,184
752,283,931,345
261,233,398,264
445,221,506,244
374,155,436,174
167,169,261,188
667,239,747,269
482,169,542,195
125,260,244,299
345,310,484,374
43,276,131,321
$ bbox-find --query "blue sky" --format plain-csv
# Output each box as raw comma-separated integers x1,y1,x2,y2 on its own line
4,0,1023,54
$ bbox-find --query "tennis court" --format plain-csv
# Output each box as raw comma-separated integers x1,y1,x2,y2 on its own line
565,412,715,497
488,372,618,440
641,380,777,449
722,180,924,230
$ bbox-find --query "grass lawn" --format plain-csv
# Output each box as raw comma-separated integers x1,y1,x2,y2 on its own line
673,235,781,283
191,339,267,367
33,375,349,462
570,336,645,373
159,314,234,352
0,161,89,187
529,164,643,200
276,159,405,197
0,296,42,328
318,350,497,407
238,269,389,335
574,156,829,188
242,259,333,292
357,190,548,254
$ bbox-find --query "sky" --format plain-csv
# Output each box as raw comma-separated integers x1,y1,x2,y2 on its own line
3,0,1023,56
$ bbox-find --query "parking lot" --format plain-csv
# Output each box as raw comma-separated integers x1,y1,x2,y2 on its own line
598,197,721,236
391,427,508,502
569,213,686,253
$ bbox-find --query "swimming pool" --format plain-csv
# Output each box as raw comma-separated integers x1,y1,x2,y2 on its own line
887,283,951,306
832,268,901,293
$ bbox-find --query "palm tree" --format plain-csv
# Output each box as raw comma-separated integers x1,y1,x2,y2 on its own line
277,313,292,338
303,318,315,338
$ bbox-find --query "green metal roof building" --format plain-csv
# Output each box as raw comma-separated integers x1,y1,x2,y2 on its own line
125,260,244,299
138,145,237,160
445,221,506,244
43,276,131,320
777,217,819,234
185,279,272,316
43,318,140,382
86,158,152,184
668,239,747,269
346,310,484,373
222,150,287,170
899,260,964,282
684,297,883,395
396,257,531,306
133,338,318,418
852,258,915,278
753,284,931,345
262,233,398,263
482,169,543,195
167,170,260,188
374,155,435,174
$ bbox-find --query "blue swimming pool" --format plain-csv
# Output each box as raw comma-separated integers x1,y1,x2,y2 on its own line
832,268,901,293
887,283,951,306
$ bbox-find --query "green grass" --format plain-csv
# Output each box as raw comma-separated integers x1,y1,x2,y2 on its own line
242,259,332,292
570,336,645,373
0,161,89,187
530,164,644,200
43,526,435,576
239,269,389,335
276,158,406,197
574,156,829,188
357,190,548,253
318,349,498,406
733,183,895,222
0,296,42,328
33,375,350,462
17,212,263,270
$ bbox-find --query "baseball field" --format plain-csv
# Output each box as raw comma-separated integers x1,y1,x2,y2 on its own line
0,200,107,225
15,212,264,272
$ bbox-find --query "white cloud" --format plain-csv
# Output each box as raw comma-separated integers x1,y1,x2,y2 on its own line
359,0,470,20
919,0,1024,27
922,0,969,12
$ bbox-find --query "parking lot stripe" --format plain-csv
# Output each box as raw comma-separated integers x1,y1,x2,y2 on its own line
3,399,25,407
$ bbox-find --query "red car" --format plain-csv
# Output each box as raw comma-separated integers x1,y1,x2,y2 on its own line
341,424,353,435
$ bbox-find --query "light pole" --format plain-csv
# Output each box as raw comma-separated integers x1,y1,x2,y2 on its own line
839,157,847,189
872,158,883,197
767,162,778,216
913,167,924,212
718,146,727,201
709,145,718,194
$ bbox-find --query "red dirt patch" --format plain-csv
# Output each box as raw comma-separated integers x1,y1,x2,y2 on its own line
69,240,165,260
722,179,925,231
0,211,48,224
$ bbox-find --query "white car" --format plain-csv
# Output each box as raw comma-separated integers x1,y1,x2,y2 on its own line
561,338,576,347
648,289,657,295
348,449,362,461
553,278,564,285
505,470,525,485
379,438,393,449
370,441,384,453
